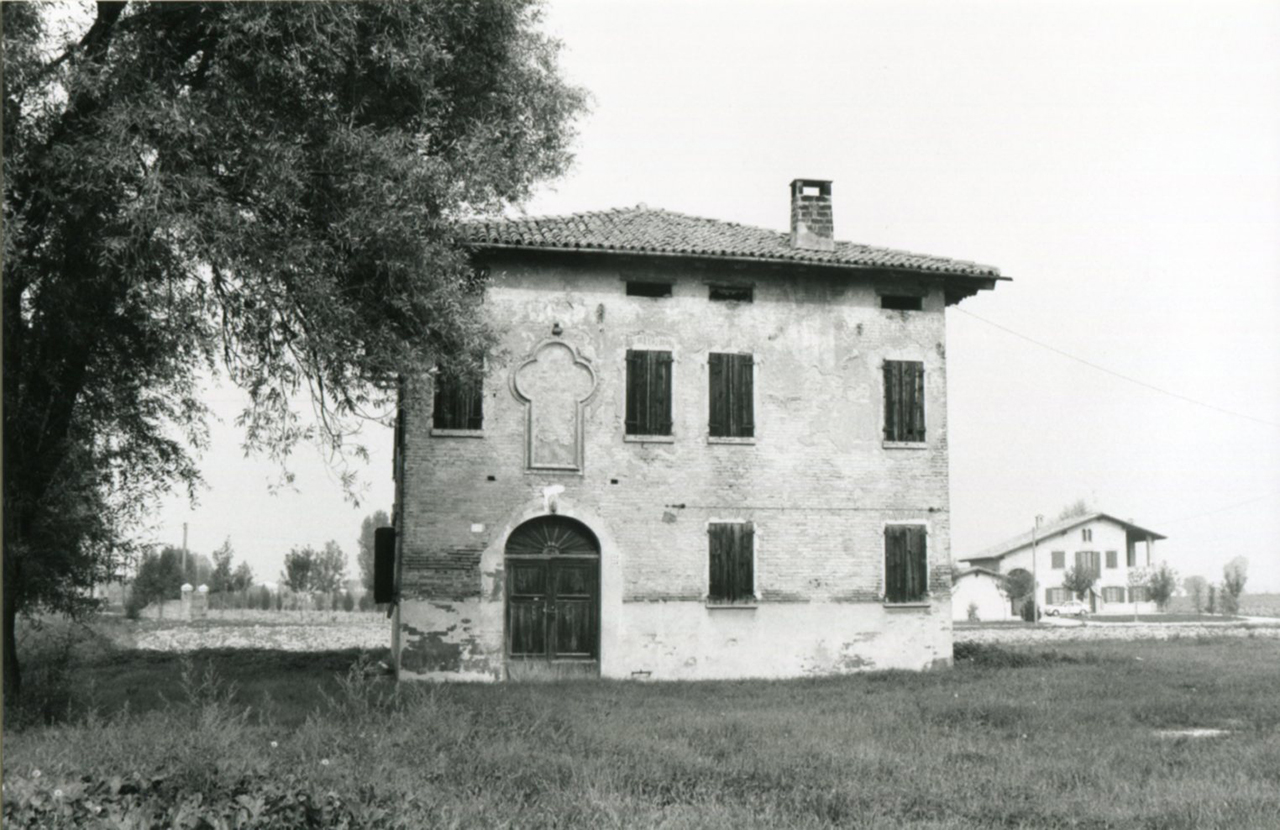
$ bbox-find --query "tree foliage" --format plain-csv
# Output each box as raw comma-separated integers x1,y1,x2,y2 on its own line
357,510,391,592
231,560,254,593
131,547,184,609
209,538,235,593
280,547,315,594
1182,575,1208,614
313,541,348,595
1061,567,1097,601
2,0,585,696
1145,562,1178,611
1056,499,1092,521
1222,557,1248,614
998,568,1035,602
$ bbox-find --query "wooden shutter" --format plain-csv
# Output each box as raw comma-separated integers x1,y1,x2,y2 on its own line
733,354,754,437
906,525,927,601
883,362,901,441
465,380,483,430
1106,550,1117,569
708,523,730,601
652,351,673,435
708,353,728,437
733,522,754,602
884,526,905,602
908,363,925,441
625,351,643,434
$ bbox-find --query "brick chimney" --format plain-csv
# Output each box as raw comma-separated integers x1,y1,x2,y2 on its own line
789,179,834,252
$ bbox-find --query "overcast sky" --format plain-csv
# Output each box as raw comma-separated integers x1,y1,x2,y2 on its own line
157,0,1280,593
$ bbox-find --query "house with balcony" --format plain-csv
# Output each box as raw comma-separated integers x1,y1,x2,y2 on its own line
959,512,1167,616
386,179,1004,680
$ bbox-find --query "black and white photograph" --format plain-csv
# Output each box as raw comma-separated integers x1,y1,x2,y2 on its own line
4,0,1279,826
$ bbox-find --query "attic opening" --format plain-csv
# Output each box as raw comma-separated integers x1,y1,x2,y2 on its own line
880,294,923,311
709,285,753,303
626,280,672,298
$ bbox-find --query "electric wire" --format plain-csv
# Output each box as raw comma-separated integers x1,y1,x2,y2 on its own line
954,307,1278,428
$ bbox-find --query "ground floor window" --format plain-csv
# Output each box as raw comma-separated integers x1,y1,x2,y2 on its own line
708,522,754,604
1101,586,1125,603
1129,586,1148,603
1045,587,1072,605
884,525,927,603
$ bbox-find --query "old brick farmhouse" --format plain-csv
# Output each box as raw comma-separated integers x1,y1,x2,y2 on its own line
388,180,1004,680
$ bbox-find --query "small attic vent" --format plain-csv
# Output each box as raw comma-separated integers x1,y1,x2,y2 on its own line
626,280,672,298
709,285,753,303
881,294,922,311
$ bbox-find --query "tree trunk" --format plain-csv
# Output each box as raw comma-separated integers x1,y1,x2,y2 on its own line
3,561,20,703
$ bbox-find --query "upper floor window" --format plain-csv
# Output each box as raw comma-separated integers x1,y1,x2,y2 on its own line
883,360,925,443
1051,551,1066,569
625,349,673,436
1081,528,1092,542
884,525,927,603
1126,546,1136,568
433,373,483,430
1105,550,1118,569
708,353,754,438
880,294,922,311
709,285,753,303
626,281,672,298
708,522,754,604
1074,551,1101,579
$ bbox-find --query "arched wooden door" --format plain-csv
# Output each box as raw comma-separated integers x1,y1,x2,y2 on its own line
504,516,600,678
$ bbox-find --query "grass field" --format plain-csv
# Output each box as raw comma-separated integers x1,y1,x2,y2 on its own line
5,630,1280,828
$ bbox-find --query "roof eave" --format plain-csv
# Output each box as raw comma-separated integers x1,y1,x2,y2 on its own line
467,241,1007,282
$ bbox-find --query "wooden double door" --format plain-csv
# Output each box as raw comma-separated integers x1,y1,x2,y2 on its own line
505,516,600,677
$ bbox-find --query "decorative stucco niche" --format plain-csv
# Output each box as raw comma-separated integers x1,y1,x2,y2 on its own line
511,339,598,472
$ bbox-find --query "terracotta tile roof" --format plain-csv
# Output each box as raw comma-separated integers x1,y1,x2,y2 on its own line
961,513,1167,564
463,206,1002,279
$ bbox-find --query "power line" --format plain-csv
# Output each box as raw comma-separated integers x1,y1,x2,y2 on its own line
1156,492,1279,527
954,307,1278,428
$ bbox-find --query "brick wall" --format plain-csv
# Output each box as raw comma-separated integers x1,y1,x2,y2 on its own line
395,251,955,678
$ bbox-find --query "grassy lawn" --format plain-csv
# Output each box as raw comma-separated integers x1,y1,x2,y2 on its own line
5,637,1280,828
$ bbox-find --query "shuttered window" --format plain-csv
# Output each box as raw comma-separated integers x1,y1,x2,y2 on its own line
1045,587,1072,605
433,374,483,430
883,360,925,442
1105,550,1118,569
708,353,754,438
625,350,673,436
1129,586,1149,603
1051,551,1065,569
1074,550,1101,579
1102,587,1125,603
708,522,754,604
884,525,928,603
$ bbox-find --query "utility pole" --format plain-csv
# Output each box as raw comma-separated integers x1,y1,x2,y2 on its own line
1030,514,1043,623
182,522,189,585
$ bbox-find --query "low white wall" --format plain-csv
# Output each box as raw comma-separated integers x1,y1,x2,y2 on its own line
951,574,1013,622
397,597,954,681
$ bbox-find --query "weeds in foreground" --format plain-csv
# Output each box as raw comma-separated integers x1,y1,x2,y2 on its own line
5,639,1280,829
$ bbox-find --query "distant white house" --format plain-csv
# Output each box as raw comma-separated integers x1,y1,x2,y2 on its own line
958,512,1167,614
951,566,1013,622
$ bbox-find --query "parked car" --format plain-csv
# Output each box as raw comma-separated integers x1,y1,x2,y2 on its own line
1044,599,1090,617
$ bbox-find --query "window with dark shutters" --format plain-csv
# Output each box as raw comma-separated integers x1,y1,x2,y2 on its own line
708,353,754,438
883,360,925,442
708,522,754,604
1074,550,1101,579
1105,550,1118,569
1051,551,1065,569
883,525,928,603
625,350,673,435
433,374,483,430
